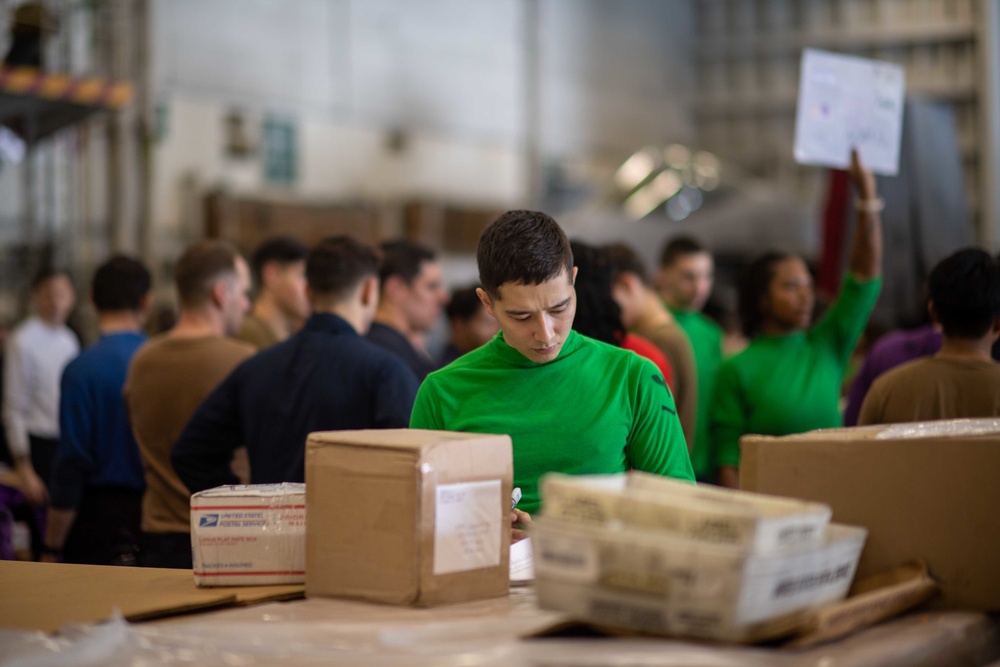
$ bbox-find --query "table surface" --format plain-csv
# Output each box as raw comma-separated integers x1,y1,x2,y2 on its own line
3,561,1000,667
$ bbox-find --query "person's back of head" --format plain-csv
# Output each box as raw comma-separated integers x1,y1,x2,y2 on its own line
657,235,714,312
605,243,652,287
477,210,573,299
928,248,1000,340
174,239,241,309
92,255,151,314
31,266,76,326
306,236,380,326
570,240,623,346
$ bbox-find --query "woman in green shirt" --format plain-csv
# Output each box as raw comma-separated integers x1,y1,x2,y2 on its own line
712,151,882,488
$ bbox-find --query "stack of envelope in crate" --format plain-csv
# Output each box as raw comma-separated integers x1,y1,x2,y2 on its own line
532,472,868,643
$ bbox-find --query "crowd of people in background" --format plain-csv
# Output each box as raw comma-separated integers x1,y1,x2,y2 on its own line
3,152,1000,565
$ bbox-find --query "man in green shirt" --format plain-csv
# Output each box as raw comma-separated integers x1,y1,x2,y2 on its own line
410,210,694,516
656,237,723,483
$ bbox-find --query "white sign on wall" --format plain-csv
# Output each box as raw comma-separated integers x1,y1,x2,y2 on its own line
793,49,906,176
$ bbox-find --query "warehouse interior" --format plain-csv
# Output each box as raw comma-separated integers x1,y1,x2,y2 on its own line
3,2,1000,663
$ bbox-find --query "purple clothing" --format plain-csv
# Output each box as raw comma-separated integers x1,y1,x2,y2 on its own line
844,324,942,426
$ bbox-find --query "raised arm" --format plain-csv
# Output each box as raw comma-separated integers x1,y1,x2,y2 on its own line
847,149,882,282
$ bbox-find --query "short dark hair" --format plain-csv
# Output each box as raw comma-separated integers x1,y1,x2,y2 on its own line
378,240,436,287
92,255,151,312
307,236,379,301
659,236,707,268
32,266,72,291
477,210,573,298
174,239,241,308
928,248,1000,339
251,236,307,283
605,242,652,286
738,251,796,338
446,285,484,322
570,240,623,346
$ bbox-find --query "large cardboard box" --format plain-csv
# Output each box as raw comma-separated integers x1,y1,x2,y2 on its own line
532,517,866,642
190,483,306,586
740,421,1000,611
305,429,513,606
542,472,831,553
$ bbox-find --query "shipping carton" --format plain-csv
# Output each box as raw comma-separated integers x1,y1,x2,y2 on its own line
305,429,513,606
740,421,1000,611
542,472,831,552
190,483,306,586
532,516,866,642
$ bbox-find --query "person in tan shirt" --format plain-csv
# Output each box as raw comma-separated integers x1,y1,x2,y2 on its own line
859,248,1000,426
124,239,254,569
605,242,698,445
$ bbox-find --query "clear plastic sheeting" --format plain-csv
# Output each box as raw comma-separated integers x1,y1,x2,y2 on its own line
1,594,999,667
875,418,1000,441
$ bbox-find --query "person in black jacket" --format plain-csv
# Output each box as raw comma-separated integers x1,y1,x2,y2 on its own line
172,236,419,493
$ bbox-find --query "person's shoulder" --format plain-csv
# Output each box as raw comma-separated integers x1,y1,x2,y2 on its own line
869,355,935,391
694,312,724,336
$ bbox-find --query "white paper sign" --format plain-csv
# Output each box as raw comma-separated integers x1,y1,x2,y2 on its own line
793,49,905,175
433,480,502,575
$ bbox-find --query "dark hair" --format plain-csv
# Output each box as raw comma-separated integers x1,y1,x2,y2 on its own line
174,239,241,308
251,236,307,283
605,242,651,286
570,240,623,346
477,210,573,298
738,251,796,338
659,236,707,269
446,285,484,322
307,236,379,301
378,240,436,287
92,255,151,312
928,248,1000,339
32,266,72,291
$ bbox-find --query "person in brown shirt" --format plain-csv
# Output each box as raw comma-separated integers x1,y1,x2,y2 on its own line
859,248,1000,426
605,242,698,445
124,239,254,569
234,236,310,349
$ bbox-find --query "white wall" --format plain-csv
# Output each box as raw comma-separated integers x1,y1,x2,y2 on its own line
149,0,695,247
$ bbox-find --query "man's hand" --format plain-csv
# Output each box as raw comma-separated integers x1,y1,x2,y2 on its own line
39,552,61,563
511,508,533,543
17,462,48,506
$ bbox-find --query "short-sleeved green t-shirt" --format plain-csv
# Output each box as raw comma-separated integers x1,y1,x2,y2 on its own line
711,274,882,470
669,309,723,481
410,330,694,515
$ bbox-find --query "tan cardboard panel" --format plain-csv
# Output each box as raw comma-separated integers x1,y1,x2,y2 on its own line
0,561,304,633
741,432,1000,611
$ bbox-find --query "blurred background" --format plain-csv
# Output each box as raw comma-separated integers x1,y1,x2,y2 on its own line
0,0,997,334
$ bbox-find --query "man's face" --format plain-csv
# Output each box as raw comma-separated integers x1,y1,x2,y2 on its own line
34,275,76,325
399,261,449,333
452,304,500,352
221,257,252,336
659,252,713,312
267,260,310,323
478,267,577,364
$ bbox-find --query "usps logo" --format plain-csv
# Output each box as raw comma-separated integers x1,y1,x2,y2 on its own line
199,514,220,527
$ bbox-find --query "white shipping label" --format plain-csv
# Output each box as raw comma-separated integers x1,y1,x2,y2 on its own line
433,480,502,575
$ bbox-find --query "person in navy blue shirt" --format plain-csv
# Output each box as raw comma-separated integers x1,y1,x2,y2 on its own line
44,256,151,565
172,236,420,493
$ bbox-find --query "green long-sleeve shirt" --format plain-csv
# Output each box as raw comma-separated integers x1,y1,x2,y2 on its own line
711,274,882,470
410,330,694,515
669,309,723,482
